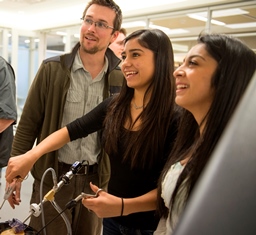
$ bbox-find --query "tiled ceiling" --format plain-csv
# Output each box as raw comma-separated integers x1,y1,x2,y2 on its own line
0,0,248,30
1,0,255,56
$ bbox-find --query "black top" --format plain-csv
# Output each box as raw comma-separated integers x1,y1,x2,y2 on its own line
67,97,179,230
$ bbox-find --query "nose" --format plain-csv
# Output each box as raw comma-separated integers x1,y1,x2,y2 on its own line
88,22,96,31
122,54,132,65
173,65,185,78
121,57,132,72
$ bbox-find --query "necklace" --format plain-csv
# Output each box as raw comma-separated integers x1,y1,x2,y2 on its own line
132,101,144,110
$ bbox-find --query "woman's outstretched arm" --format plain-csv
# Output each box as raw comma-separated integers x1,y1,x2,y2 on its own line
5,127,70,183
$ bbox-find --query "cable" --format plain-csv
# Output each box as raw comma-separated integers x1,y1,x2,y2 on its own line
27,161,85,234
35,194,84,235
40,168,57,235
51,200,72,235
35,206,68,235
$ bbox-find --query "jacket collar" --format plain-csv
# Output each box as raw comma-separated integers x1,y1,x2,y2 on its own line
62,42,121,72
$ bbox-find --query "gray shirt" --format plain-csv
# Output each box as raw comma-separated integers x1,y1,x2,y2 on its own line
0,56,17,121
58,51,108,164
0,56,17,167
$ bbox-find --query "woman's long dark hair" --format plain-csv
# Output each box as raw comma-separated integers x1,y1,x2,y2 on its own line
157,33,256,219
103,29,176,169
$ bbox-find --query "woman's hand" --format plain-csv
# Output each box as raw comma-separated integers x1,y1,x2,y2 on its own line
5,153,35,183
5,155,31,209
6,180,22,209
6,127,71,184
82,182,123,218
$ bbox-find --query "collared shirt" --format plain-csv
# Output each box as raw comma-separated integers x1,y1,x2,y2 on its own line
58,51,108,164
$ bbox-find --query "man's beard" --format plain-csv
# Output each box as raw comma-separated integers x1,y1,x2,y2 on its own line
81,44,104,55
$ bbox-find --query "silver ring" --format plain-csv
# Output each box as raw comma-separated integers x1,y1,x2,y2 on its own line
95,188,103,197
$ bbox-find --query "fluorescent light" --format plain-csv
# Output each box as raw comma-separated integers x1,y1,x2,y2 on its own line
150,24,189,35
212,8,249,18
166,29,189,35
122,22,189,35
190,8,249,18
187,14,225,26
210,19,225,26
187,8,248,26
188,14,207,21
211,8,248,18
225,22,256,29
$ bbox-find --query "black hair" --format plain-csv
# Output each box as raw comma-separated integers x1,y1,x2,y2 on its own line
157,33,256,224
103,29,177,169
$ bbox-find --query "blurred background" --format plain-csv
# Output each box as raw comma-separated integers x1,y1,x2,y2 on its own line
0,0,255,225
0,0,255,119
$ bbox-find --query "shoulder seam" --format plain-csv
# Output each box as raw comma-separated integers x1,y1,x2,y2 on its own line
43,55,61,64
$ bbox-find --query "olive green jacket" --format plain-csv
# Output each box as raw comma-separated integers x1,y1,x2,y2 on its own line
11,42,123,187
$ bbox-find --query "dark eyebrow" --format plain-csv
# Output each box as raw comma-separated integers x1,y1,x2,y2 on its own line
128,48,144,53
121,48,145,57
188,55,206,61
85,15,108,23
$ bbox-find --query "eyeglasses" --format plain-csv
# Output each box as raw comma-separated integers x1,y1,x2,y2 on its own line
82,18,114,30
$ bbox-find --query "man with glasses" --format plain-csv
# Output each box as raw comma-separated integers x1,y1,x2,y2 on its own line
9,0,123,235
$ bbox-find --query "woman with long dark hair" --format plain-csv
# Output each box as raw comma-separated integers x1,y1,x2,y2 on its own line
6,29,179,235
155,33,256,234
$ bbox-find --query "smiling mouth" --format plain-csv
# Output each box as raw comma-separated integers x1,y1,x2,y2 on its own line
125,71,138,77
85,35,97,41
176,84,189,90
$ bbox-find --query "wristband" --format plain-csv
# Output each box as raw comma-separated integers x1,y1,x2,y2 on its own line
120,197,124,216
